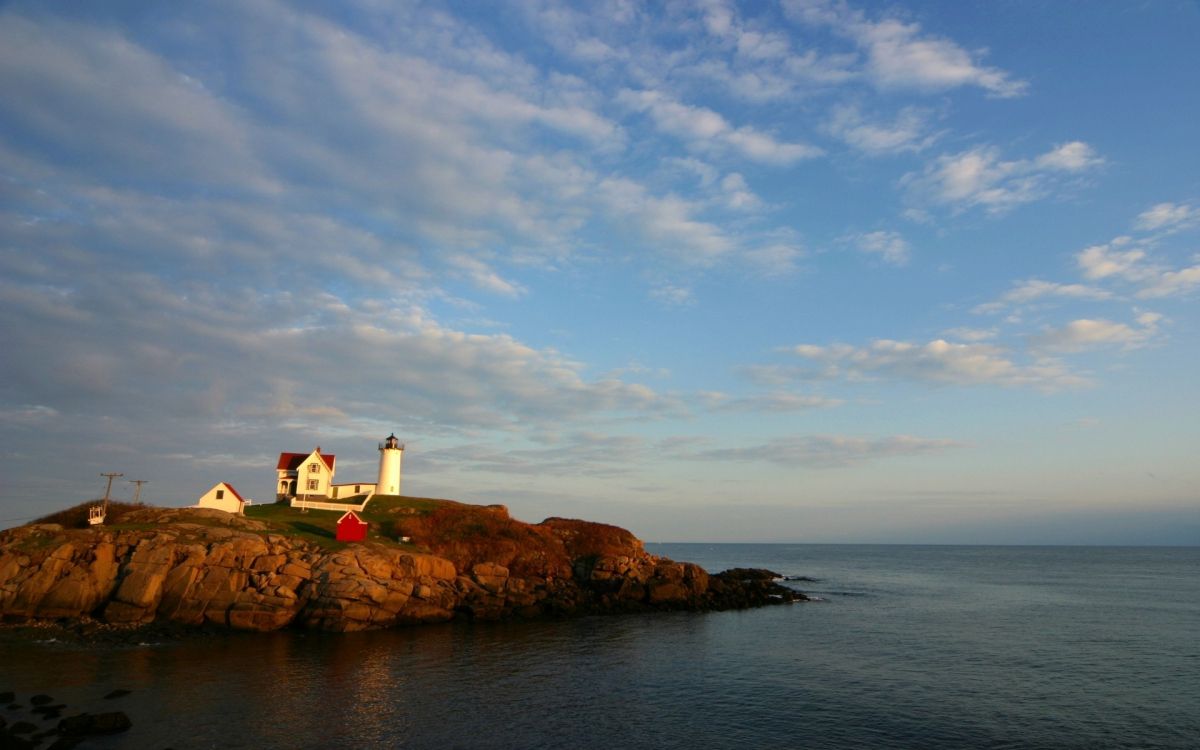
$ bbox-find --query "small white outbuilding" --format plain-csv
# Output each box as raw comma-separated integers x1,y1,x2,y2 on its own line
195,482,248,515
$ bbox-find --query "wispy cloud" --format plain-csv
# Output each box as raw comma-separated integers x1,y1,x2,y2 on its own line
1135,202,1198,232
849,230,911,265
650,283,696,306
698,391,843,412
786,338,1088,390
422,432,647,477
683,433,962,468
1029,313,1162,353
974,279,1112,314
825,104,938,154
1077,238,1200,299
619,88,822,164
904,141,1103,215
784,0,1028,97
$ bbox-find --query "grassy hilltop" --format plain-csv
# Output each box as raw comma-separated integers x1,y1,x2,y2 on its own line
33,495,642,578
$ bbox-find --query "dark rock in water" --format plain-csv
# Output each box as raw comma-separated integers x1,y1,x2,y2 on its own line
7,721,37,734
1,731,36,750
720,568,783,581
5,704,19,711
783,575,817,582
706,568,809,609
46,737,83,750
57,712,132,737
32,704,66,716
0,692,13,704
102,689,131,700
28,696,53,707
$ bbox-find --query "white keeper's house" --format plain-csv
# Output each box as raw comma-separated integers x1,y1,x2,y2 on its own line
275,434,404,502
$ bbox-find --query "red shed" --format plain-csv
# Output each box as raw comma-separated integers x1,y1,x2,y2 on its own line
336,510,368,542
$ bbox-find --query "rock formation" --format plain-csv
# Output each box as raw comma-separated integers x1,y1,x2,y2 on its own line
0,506,806,633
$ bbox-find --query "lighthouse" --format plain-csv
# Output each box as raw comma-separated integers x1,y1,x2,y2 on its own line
377,433,404,496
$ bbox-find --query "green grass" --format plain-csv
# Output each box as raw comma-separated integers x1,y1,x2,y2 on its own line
242,495,448,549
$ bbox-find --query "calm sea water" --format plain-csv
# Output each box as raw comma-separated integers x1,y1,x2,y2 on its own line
2,545,1197,749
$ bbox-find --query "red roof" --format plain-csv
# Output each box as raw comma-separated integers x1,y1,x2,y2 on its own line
276,451,335,472
220,483,246,503
337,510,365,525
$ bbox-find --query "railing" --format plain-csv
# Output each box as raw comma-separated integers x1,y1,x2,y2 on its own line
290,496,372,512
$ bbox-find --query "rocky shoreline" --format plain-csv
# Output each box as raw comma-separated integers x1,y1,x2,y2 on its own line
0,506,807,633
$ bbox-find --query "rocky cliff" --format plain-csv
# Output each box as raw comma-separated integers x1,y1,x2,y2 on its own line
0,505,805,632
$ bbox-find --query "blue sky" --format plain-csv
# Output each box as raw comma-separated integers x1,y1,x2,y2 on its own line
1,0,1198,543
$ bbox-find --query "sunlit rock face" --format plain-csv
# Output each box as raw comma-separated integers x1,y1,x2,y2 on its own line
0,506,805,632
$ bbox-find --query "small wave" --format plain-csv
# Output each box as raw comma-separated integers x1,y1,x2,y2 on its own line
782,575,819,582
817,590,870,598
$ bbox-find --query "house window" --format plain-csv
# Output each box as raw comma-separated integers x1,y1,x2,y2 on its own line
355,485,360,493
307,479,319,490
216,489,225,499
309,462,320,473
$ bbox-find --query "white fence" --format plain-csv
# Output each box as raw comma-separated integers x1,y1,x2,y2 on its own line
289,495,371,512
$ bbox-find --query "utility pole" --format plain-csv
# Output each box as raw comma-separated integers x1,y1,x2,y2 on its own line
129,479,148,504
100,472,123,515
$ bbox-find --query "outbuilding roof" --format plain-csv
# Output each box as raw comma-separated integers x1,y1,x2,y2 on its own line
219,482,246,503
276,451,336,472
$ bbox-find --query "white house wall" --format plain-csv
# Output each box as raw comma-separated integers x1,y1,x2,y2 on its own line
298,451,333,496
330,483,376,499
195,483,244,514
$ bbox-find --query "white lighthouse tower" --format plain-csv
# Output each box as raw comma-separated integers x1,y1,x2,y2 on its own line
377,433,404,496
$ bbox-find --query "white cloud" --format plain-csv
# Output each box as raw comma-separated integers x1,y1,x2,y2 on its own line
1137,263,1200,299
941,327,996,342
1034,141,1104,172
974,279,1112,314
1029,314,1160,353
699,391,843,412
851,230,910,265
686,433,962,468
743,242,804,276
597,177,735,263
422,432,648,477
0,264,680,434
720,172,763,210
1136,202,1199,232
650,283,695,306
905,142,1103,214
0,404,61,426
825,104,937,155
0,15,274,193
788,338,1088,390
1075,239,1200,298
1076,239,1150,281
445,254,527,297
619,89,822,164
784,0,1028,97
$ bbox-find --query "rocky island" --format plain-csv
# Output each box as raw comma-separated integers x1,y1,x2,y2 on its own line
0,497,806,633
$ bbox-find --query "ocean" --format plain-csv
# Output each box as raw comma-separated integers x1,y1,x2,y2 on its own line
2,544,1197,749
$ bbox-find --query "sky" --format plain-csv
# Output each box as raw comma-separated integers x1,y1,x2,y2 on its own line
1,0,1198,544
